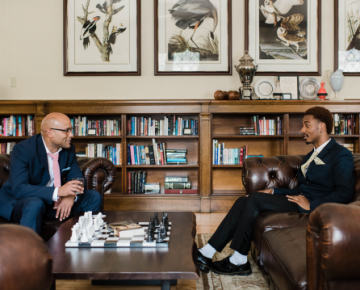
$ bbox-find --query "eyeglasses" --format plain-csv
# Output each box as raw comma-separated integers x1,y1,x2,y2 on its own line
50,128,73,134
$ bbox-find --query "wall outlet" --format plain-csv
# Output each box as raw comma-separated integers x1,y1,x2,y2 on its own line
10,77,16,87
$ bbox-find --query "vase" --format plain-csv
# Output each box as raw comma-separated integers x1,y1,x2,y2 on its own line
329,69,344,99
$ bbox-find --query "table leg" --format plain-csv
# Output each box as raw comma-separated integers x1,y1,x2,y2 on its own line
50,280,56,290
161,280,170,290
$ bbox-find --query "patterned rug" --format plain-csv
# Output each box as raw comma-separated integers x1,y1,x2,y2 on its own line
196,234,269,290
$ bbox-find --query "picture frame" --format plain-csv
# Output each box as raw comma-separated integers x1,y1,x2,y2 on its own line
154,0,232,76
245,0,321,76
334,0,360,76
63,0,141,76
278,75,299,99
282,93,292,100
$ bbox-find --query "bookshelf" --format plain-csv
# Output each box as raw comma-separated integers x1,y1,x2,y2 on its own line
1,100,360,212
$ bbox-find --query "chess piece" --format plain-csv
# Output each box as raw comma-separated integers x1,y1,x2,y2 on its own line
87,226,93,239
163,212,169,228
150,217,155,227
94,218,100,231
162,216,168,231
146,232,154,243
70,227,78,242
80,229,89,243
75,223,80,237
156,233,164,243
159,223,167,239
154,212,160,227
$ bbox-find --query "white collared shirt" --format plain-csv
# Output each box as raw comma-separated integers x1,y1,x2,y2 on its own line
42,137,62,202
303,138,331,174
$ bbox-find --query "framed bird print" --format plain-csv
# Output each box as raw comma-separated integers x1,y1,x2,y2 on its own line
245,0,321,76
63,0,141,76
154,0,232,75
334,0,360,76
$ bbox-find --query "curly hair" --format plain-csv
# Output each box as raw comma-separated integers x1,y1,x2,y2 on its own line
304,106,333,134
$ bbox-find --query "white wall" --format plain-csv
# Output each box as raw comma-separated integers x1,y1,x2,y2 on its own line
0,0,358,100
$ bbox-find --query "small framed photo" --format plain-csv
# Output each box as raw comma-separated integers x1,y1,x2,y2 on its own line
278,76,299,100
282,93,292,100
183,128,192,135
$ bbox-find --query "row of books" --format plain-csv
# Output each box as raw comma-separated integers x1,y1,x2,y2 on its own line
127,139,188,165
127,171,147,194
127,115,198,136
78,143,122,165
213,141,263,165
0,115,35,137
251,116,282,136
332,114,355,135
70,116,121,136
0,142,16,154
164,176,197,194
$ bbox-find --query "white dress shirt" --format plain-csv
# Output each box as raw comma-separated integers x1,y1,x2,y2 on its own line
42,137,62,202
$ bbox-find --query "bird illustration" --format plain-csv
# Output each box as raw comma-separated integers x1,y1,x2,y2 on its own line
260,0,304,26
169,0,218,50
80,16,101,50
277,14,306,52
109,24,127,45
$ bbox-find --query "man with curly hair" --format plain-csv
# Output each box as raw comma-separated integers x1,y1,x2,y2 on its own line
197,106,355,276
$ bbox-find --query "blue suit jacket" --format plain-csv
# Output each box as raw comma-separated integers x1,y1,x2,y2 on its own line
274,138,355,213
0,134,83,221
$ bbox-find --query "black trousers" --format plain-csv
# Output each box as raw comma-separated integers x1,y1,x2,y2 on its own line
208,192,300,255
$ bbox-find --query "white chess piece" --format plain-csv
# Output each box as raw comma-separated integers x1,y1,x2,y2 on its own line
94,218,100,231
74,223,80,237
70,227,78,242
86,226,93,240
80,229,89,243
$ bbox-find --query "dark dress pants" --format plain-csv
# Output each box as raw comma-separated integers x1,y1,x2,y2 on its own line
208,192,300,256
11,190,101,235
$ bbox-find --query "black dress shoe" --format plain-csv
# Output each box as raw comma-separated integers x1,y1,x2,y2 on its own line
197,250,212,273
211,256,252,276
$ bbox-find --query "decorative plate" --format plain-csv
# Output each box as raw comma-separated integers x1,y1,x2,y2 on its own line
254,78,276,99
299,78,321,100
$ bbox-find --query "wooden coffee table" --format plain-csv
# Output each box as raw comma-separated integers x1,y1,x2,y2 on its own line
47,211,199,290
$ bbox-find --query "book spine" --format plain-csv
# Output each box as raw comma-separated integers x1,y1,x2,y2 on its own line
164,189,198,194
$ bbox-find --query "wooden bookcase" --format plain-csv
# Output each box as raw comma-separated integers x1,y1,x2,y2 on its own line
1,100,360,213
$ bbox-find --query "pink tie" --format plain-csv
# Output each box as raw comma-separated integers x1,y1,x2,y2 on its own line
48,153,62,207
47,153,61,187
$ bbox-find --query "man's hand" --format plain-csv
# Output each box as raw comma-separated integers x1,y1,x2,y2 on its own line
56,196,75,221
58,180,84,197
287,195,310,211
246,188,273,197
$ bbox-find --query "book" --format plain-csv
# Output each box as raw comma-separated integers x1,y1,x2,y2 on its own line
164,189,198,194
165,182,191,189
164,176,188,182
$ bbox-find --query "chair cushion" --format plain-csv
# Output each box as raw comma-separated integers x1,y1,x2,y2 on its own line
260,226,307,290
253,212,309,252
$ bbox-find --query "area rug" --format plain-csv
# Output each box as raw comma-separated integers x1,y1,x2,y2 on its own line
196,234,269,290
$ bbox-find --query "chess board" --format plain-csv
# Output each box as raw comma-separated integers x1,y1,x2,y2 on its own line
65,222,172,248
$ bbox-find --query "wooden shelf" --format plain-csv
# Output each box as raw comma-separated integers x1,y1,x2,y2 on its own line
0,136,31,140
126,135,198,139
125,164,198,168
107,193,199,197
212,135,285,139
212,190,246,196
289,134,360,138
71,136,122,139
213,165,243,168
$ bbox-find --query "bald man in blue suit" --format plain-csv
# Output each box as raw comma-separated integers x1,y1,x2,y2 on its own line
0,113,101,235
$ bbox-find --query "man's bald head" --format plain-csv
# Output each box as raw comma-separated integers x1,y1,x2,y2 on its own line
41,113,70,133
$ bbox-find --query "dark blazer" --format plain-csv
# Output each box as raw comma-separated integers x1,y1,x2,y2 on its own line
274,138,355,213
0,134,83,221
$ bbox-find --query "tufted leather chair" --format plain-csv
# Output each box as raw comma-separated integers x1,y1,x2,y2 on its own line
0,154,116,241
243,155,360,290
0,224,53,290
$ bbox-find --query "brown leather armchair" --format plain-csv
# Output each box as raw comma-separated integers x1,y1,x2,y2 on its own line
243,155,360,290
0,154,116,241
0,224,53,290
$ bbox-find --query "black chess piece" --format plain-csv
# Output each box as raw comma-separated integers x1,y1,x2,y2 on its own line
159,223,167,239
148,224,155,239
154,212,160,227
150,217,155,227
156,232,164,243
163,212,169,228
146,231,154,242
162,215,168,231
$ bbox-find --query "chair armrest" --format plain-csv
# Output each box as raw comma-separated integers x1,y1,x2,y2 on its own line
306,201,360,290
77,157,117,211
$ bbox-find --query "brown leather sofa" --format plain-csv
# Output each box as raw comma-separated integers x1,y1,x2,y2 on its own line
243,155,360,290
0,224,53,290
0,154,116,241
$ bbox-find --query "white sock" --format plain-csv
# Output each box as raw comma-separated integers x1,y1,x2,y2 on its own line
199,243,217,259
229,251,247,266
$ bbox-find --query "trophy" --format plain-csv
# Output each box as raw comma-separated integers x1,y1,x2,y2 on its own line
235,51,258,100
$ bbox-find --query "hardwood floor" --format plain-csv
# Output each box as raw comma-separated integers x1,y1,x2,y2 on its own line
56,213,227,290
